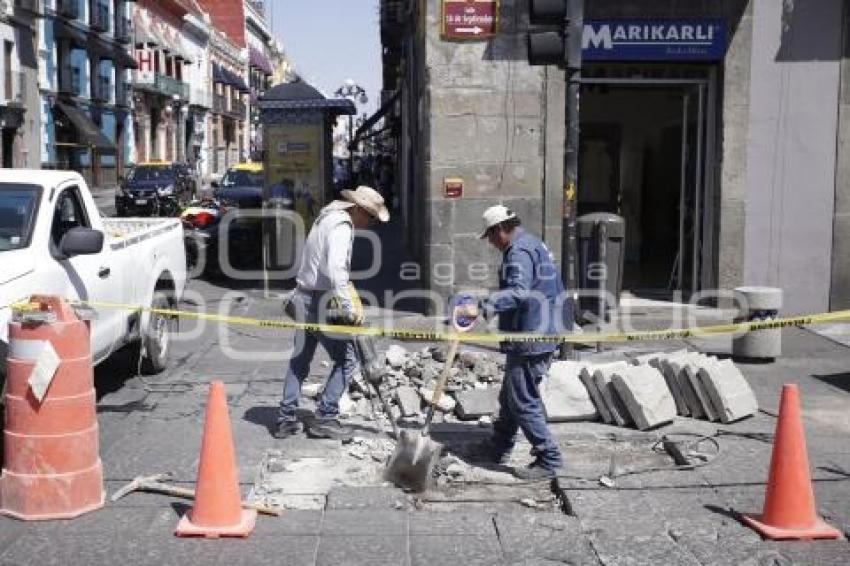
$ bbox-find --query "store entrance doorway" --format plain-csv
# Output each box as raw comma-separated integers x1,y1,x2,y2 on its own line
579,75,716,298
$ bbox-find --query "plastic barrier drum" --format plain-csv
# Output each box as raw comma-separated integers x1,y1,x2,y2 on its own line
1,296,105,520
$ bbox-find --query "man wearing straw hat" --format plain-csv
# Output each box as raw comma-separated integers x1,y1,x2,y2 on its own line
275,186,389,440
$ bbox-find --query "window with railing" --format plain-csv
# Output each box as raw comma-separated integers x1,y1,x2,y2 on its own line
90,0,110,32
115,15,132,43
60,65,83,95
93,74,110,102
13,0,42,13
57,0,79,19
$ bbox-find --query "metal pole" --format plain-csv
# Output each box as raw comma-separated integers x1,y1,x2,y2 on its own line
559,0,583,361
562,1,583,293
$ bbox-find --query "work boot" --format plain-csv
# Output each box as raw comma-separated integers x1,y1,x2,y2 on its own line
512,459,558,481
307,417,353,441
272,419,301,439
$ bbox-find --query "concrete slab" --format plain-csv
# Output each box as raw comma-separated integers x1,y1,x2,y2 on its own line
698,359,759,423
667,358,707,418
541,360,598,422
685,365,721,421
454,388,500,420
593,365,633,427
612,366,677,430
394,385,421,417
658,356,692,416
579,366,613,424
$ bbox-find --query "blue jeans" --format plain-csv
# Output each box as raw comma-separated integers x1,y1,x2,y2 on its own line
278,290,357,423
492,353,562,470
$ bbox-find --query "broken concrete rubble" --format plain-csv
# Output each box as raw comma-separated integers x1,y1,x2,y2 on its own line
592,363,633,427
394,385,421,417
418,387,457,413
385,344,409,368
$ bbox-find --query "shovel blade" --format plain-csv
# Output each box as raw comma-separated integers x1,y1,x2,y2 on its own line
384,429,443,492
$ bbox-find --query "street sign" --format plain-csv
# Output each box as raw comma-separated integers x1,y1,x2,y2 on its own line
442,0,499,40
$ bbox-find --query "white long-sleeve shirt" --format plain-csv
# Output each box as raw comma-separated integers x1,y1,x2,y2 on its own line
295,203,354,301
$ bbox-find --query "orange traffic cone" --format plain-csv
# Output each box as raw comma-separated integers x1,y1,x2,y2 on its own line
742,384,841,540
175,381,256,538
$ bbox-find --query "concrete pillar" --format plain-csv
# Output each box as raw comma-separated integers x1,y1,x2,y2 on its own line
831,0,850,309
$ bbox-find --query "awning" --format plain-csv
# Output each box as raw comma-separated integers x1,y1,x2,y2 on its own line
54,20,87,46
249,47,273,75
213,63,226,84
54,101,116,154
223,67,248,92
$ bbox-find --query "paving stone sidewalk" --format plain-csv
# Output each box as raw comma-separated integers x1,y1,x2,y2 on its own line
0,277,848,565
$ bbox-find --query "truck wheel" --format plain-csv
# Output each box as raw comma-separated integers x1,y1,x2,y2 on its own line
140,292,175,374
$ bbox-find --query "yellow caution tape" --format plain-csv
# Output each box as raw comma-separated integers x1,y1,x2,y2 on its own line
10,298,850,345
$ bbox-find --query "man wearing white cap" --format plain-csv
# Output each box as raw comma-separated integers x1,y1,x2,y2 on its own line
465,205,571,479
275,186,389,440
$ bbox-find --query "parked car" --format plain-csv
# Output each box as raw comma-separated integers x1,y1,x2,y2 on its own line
0,170,187,388
211,161,264,210
115,161,195,217
184,162,294,276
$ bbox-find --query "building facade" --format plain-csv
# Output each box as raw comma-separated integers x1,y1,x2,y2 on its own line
40,0,136,185
131,0,194,166
0,0,39,169
244,0,273,160
181,2,212,179
382,0,850,315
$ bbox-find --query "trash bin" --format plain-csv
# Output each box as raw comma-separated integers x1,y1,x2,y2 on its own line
732,286,782,360
577,213,625,321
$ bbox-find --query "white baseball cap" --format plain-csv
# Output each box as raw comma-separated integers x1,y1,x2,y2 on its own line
478,205,517,238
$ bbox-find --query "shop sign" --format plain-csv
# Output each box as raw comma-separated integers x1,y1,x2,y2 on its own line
441,0,499,40
583,19,726,61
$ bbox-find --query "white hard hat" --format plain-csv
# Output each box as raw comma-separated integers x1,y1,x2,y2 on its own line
478,205,517,238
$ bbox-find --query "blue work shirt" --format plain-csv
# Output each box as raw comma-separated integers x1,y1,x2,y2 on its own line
483,228,572,356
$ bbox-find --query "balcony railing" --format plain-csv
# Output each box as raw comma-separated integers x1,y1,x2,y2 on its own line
92,75,110,102
89,1,110,32
213,93,225,114
228,100,246,118
57,0,79,19
59,66,83,95
154,73,188,100
2,71,25,106
115,16,132,44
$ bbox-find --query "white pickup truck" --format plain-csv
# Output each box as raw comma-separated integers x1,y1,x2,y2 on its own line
0,170,187,382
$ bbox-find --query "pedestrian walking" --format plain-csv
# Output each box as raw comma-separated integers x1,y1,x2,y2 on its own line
463,205,572,479
275,186,390,440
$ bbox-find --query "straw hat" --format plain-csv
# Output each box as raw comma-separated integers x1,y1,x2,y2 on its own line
340,185,390,222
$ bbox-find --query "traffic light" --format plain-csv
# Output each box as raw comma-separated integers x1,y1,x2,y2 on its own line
526,0,581,68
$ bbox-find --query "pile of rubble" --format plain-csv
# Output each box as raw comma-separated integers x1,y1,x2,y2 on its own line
575,350,760,430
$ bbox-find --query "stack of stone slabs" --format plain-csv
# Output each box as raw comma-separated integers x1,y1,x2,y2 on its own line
697,359,759,423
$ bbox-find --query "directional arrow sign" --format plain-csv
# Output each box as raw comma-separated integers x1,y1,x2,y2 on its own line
442,0,499,40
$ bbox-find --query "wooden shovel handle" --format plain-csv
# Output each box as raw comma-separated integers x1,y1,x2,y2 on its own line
140,482,282,516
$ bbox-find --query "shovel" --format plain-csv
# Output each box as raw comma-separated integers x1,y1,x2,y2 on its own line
384,299,478,492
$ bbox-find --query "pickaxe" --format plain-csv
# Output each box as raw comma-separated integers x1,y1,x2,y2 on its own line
110,473,282,517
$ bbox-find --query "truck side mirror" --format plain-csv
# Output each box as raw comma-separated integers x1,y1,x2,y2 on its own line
59,227,104,258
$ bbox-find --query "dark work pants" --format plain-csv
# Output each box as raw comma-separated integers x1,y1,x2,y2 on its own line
492,352,563,470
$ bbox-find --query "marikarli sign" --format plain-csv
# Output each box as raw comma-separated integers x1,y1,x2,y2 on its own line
442,0,499,40
583,19,727,61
